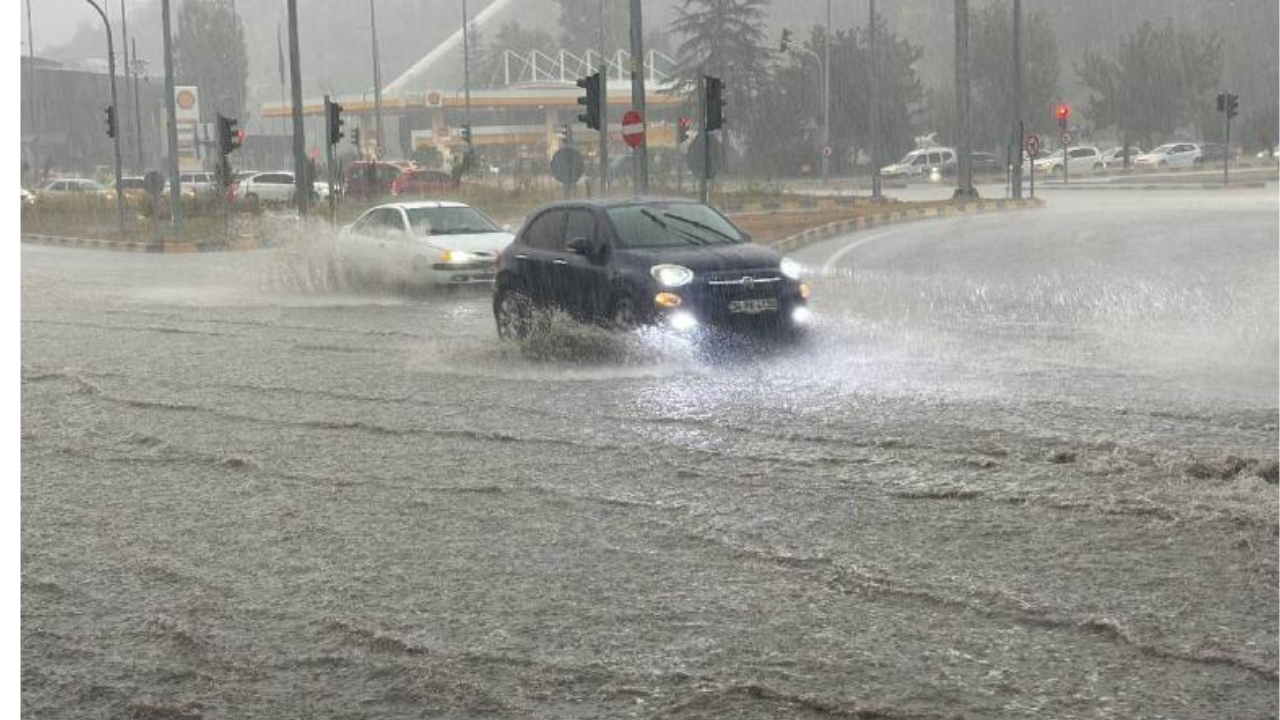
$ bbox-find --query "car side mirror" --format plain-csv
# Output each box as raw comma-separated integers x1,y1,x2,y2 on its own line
567,237,592,255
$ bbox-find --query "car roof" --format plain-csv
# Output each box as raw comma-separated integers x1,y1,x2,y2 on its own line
531,196,709,211
380,200,470,210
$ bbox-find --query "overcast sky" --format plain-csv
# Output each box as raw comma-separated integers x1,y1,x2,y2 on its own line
23,0,123,54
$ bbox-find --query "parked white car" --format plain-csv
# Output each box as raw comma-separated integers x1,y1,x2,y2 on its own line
880,147,957,179
178,171,219,197
338,201,515,287
1032,146,1104,174
36,178,108,196
232,171,311,205
1099,146,1144,169
1134,143,1201,169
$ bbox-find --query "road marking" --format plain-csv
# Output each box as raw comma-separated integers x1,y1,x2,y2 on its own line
820,229,901,274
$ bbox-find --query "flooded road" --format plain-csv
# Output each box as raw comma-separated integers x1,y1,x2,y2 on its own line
22,188,1278,719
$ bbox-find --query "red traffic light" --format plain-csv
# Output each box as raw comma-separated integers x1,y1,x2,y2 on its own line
1056,104,1070,121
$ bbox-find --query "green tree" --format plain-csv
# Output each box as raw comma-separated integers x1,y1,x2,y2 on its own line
476,21,556,88
669,0,774,171
174,0,248,122
969,2,1059,152
1077,21,1223,148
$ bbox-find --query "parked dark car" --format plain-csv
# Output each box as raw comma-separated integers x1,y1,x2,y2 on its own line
343,161,405,198
390,168,453,197
493,198,812,341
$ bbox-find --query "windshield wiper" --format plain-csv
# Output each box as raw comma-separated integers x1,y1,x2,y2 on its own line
639,208,711,246
662,213,740,244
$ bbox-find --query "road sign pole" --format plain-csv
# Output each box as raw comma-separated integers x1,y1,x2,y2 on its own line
628,0,648,195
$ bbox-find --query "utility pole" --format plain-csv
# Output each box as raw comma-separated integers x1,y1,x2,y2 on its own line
118,0,137,172
84,0,126,236
953,0,975,199
286,0,309,214
130,37,144,170
370,0,384,152
25,0,37,182
598,0,609,195
462,0,473,165
869,0,881,199
629,0,648,195
161,0,181,232
821,0,830,183
1011,0,1022,198
699,75,709,204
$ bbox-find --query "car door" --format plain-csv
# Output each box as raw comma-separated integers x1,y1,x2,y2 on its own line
513,210,567,307
555,208,613,319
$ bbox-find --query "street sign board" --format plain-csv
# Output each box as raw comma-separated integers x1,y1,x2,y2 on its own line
550,147,585,185
822,145,833,158
1060,131,1073,146
621,110,645,148
1025,134,1041,157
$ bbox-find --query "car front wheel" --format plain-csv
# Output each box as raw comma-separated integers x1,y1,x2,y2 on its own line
495,288,540,341
611,295,640,331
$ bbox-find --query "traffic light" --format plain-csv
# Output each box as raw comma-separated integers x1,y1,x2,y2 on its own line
1226,93,1239,120
559,123,573,143
104,106,117,139
705,76,725,132
325,97,344,146
350,126,362,151
216,113,241,155
461,123,473,144
779,28,792,53
1056,103,1070,130
1217,93,1226,112
677,116,691,145
576,72,602,130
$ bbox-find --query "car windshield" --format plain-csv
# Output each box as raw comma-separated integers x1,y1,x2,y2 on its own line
1151,144,1176,154
405,206,499,235
896,152,922,164
607,203,745,249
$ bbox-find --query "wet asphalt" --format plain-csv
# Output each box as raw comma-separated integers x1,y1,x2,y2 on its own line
21,187,1279,719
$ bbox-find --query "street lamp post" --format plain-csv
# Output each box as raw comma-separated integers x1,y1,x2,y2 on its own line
370,0,384,152
82,0,126,236
462,0,474,164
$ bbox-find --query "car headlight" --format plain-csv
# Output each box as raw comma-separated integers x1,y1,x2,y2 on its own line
650,264,693,288
780,257,803,281
440,249,477,264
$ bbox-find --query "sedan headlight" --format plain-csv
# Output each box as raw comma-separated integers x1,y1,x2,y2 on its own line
440,249,477,264
650,264,694,288
780,257,803,281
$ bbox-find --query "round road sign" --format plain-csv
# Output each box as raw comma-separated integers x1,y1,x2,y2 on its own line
1059,131,1073,146
1024,134,1041,157
621,110,645,148
822,145,833,158
550,147,585,185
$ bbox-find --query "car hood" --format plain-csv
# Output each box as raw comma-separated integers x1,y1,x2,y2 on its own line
616,243,781,274
420,231,514,253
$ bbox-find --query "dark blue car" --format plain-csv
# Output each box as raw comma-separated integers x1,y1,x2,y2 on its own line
493,198,811,340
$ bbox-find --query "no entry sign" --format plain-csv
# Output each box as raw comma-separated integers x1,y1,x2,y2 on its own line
621,110,645,148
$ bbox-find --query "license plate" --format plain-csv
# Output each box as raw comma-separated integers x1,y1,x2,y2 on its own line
728,298,778,314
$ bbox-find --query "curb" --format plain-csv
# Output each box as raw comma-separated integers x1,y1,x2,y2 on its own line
22,233,269,253
770,197,1045,253
1039,182,1268,192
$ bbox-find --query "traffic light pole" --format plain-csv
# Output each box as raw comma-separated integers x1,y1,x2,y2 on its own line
598,0,608,196
629,0,648,195
161,0,181,233
699,76,710,205
325,95,337,225
286,0,309,215
1223,104,1231,187
83,0,125,237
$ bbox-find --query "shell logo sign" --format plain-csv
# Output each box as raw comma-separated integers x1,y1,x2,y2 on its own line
176,89,197,111
427,92,442,106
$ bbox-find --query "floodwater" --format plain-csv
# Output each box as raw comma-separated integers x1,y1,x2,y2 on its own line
22,188,1278,719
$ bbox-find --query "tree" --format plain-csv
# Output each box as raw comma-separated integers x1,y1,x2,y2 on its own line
554,0,629,53
969,2,1059,152
174,0,248,123
669,0,774,171
476,21,556,88
1076,21,1222,148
